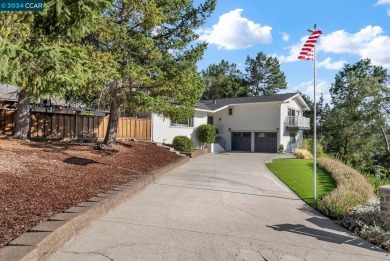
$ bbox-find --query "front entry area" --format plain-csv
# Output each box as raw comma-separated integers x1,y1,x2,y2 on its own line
255,132,277,153
231,132,251,151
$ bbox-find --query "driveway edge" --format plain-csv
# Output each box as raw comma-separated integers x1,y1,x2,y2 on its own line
0,156,190,261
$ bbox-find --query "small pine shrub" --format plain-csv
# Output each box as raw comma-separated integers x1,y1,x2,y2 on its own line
293,149,313,159
172,136,194,152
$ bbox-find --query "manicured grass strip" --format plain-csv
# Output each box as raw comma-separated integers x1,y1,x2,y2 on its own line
266,158,336,209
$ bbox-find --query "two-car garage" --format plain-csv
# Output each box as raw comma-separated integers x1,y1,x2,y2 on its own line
231,132,277,153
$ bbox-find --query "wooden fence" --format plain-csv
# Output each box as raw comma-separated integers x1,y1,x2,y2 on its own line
0,109,151,141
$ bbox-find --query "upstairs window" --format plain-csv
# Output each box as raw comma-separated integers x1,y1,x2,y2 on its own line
288,108,302,117
170,117,194,127
228,108,233,115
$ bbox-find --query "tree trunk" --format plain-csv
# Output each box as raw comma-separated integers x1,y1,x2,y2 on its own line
379,124,390,156
101,80,123,148
13,88,30,140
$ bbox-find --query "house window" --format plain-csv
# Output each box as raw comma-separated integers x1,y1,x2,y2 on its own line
228,108,233,115
170,117,194,127
290,133,296,143
288,108,296,117
207,116,214,125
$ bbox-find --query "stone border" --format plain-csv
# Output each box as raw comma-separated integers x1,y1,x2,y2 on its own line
179,148,208,158
0,156,190,261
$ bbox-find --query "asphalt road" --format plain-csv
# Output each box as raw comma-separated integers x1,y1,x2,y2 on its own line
54,153,389,261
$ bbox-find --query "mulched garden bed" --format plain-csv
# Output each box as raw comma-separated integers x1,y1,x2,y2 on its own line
0,136,182,248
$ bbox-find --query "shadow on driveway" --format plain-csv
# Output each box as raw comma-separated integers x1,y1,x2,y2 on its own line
267,222,383,253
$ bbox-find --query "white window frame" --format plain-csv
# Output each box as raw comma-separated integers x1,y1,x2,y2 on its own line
170,117,194,128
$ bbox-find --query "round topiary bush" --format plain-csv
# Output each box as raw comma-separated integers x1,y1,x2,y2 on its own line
196,124,216,148
172,136,194,152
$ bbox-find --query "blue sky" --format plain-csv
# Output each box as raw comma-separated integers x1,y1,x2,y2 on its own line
194,0,390,104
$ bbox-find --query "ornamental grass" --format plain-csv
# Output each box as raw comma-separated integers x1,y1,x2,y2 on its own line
317,157,374,218
293,148,313,160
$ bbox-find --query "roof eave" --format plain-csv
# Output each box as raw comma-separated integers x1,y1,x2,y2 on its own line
286,94,311,111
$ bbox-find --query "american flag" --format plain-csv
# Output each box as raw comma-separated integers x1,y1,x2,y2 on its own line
298,30,322,60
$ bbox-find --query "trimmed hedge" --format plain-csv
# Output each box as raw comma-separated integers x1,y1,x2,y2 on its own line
172,136,194,152
196,124,216,146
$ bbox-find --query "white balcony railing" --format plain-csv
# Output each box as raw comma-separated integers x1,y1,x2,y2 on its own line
285,116,310,129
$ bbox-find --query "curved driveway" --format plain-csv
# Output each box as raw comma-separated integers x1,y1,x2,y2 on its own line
55,153,389,261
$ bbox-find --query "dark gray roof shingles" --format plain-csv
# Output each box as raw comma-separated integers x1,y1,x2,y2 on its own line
197,93,298,111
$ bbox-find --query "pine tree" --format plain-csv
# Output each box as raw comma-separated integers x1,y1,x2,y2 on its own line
245,52,287,96
95,0,216,147
0,0,114,140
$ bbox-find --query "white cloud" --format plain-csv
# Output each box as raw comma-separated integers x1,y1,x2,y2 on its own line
280,32,290,42
198,9,272,50
290,79,331,104
317,58,346,70
376,0,390,15
276,26,390,69
318,26,390,68
274,36,308,63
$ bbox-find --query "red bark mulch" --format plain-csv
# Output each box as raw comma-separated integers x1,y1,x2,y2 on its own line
0,136,182,248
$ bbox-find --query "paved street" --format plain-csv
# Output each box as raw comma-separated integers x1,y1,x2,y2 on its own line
54,153,389,260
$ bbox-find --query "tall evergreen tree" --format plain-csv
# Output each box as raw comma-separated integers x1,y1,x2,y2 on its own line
245,52,287,96
0,0,114,140
95,0,216,147
201,60,250,99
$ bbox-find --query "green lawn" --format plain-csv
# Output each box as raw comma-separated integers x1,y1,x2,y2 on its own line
266,158,336,209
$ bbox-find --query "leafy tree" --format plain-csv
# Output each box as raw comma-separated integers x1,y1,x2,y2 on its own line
299,92,329,138
245,52,287,96
201,60,249,99
0,0,114,140
323,59,390,173
95,0,216,148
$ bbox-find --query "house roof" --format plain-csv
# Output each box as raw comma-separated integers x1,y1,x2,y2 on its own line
0,84,79,107
0,84,18,101
197,93,309,112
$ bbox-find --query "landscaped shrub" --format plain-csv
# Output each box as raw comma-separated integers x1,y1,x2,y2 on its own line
196,124,216,148
278,144,284,154
364,174,390,197
299,138,326,157
340,198,390,252
317,157,374,218
172,136,194,152
293,148,313,159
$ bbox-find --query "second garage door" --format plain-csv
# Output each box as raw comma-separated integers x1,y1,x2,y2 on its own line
231,132,251,151
255,132,277,153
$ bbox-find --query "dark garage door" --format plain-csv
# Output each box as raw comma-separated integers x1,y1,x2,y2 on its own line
255,132,277,153
231,132,251,151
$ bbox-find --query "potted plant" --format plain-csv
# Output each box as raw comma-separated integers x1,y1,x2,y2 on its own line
278,144,285,154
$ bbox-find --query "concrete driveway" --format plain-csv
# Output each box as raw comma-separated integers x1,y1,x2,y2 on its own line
55,153,389,261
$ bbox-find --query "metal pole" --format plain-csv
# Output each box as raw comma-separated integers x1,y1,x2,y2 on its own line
313,30,317,200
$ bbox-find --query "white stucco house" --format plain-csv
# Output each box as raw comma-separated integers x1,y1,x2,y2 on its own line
151,93,310,153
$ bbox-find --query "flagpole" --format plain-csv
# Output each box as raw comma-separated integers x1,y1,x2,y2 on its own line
312,24,317,200
298,25,322,200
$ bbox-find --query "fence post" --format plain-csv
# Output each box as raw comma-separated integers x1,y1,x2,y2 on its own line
75,111,79,141
380,185,390,230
